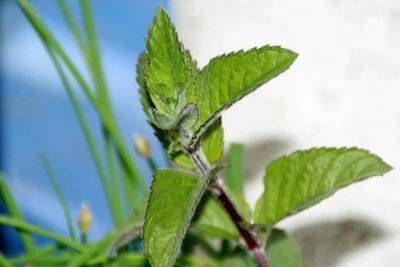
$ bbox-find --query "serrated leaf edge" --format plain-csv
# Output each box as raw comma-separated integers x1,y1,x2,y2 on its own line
255,147,392,226
189,46,298,150
143,166,223,267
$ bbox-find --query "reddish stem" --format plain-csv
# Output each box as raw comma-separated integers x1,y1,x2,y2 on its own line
189,151,268,267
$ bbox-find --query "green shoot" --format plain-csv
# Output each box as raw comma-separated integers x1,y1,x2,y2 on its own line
40,152,77,240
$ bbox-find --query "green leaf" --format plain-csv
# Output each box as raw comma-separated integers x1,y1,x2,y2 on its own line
254,147,392,225
229,190,252,221
141,9,295,164
138,52,223,170
137,51,154,124
145,6,193,116
193,195,237,240
201,118,224,163
194,190,251,240
266,229,301,267
143,168,221,267
138,7,225,169
226,143,244,194
182,48,200,79
190,46,297,148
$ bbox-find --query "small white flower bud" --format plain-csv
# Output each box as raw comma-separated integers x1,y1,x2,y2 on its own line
77,202,93,233
133,134,150,157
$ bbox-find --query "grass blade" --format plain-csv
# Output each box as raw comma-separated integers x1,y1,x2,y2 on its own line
81,0,109,106
8,251,145,266
121,162,139,215
104,134,123,224
17,0,146,194
35,243,59,254
68,230,117,267
0,174,35,253
80,0,132,221
40,152,76,240
56,0,86,55
57,0,124,225
9,254,73,266
16,0,96,105
44,45,122,225
0,215,83,252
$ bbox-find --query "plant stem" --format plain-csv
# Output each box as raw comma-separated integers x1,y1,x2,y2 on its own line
81,232,88,245
188,150,268,267
146,157,157,172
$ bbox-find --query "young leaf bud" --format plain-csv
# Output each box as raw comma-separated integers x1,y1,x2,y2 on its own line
78,202,93,233
134,134,150,157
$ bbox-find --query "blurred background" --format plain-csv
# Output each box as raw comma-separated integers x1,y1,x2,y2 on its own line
1,0,400,266
0,0,169,256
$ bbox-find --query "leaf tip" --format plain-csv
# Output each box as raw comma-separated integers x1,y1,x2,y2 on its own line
154,5,170,20
281,47,299,66
378,161,393,175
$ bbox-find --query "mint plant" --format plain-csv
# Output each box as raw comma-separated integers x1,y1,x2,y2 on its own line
139,7,392,267
0,2,392,267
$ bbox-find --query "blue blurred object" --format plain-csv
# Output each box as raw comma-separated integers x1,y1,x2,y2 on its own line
0,0,168,255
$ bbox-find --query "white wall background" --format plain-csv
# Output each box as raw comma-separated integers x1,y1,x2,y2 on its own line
171,0,400,266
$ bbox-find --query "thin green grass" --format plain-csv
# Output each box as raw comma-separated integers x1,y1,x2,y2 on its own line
45,44,121,225
56,0,87,55
0,215,83,252
40,152,77,240
81,0,110,106
17,0,146,195
0,0,152,265
68,230,116,267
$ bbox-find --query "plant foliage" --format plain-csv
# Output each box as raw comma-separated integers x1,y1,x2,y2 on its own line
0,2,392,267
